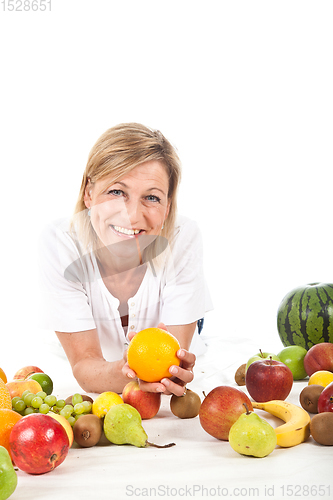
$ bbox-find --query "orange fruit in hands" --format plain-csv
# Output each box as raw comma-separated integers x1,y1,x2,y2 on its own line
127,328,181,383
0,409,22,459
0,378,11,410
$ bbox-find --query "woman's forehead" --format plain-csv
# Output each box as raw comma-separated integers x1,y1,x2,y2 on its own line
94,160,169,191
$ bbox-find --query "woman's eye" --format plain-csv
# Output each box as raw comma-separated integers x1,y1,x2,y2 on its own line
108,189,124,196
146,195,161,202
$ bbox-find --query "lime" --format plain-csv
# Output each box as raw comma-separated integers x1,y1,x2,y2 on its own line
28,373,53,395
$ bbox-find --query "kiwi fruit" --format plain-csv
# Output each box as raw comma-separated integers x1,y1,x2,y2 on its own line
299,384,324,413
310,412,333,445
234,364,246,386
73,414,103,447
65,394,94,406
170,388,201,418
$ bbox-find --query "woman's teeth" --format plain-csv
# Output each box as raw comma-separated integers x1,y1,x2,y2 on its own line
112,225,141,235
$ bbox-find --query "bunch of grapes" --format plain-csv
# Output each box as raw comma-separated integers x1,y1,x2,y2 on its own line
11,391,92,426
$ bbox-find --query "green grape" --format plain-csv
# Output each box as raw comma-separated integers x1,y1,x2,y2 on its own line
60,408,72,419
64,404,74,413
14,400,26,413
56,399,66,409
11,397,21,408
21,390,32,399
31,396,43,409
82,401,92,413
23,393,35,407
73,403,85,415
24,407,35,416
67,416,76,427
36,391,47,400
74,414,83,422
72,393,83,406
39,403,50,414
44,395,57,407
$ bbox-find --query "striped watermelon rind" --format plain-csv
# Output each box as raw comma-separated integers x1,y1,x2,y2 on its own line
277,282,333,350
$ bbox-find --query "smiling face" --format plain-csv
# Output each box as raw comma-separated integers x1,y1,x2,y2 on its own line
84,160,170,265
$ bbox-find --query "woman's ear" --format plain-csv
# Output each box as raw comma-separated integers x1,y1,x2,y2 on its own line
84,178,92,208
164,200,171,222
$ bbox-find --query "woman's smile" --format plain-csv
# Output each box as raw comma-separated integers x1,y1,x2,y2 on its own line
110,224,143,238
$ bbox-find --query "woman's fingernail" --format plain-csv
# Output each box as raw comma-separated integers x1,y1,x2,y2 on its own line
169,365,178,375
156,386,165,392
178,349,185,358
161,378,170,387
126,372,135,378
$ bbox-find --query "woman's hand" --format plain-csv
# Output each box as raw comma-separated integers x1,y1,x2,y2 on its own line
121,323,196,396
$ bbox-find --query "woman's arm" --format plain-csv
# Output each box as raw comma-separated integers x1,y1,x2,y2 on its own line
56,329,130,394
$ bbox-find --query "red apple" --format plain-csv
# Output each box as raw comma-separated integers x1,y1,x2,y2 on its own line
245,358,293,402
9,414,69,475
13,366,44,380
303,343,333,377
199,386,253,441
122,380,161,419
317,381,333,413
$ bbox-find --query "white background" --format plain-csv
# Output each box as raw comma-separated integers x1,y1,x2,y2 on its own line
0,1,332,373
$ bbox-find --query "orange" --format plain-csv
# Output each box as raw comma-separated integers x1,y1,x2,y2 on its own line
0,409,22,459
127,328,181,383
0,367,7,383
0,378,11,410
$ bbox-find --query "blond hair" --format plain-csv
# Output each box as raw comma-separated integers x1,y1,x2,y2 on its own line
71,123,181,264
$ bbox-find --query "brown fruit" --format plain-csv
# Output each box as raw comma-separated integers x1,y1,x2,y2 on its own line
170,389,201,419
234,364,246,386
65,394,94,406
73,414,103,447
299,384,324,413
310,412,333,445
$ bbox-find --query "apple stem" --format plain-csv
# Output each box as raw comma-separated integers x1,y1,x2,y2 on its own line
269,356,273,365
202,391,207,398
146,441,176,449
259,349,263,357
243,403,251,415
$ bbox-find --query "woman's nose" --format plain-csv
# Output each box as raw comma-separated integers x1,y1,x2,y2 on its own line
125,198,143,226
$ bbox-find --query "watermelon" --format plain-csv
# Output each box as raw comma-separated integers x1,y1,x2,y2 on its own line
277,283,333,350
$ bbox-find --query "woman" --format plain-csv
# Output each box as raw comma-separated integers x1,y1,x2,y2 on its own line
39,123,213,395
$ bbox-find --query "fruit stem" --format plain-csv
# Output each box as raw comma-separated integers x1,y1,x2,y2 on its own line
243,403,251,415
83,430,90,441
202,391,206,398
146,441,176,449
259,349,263,357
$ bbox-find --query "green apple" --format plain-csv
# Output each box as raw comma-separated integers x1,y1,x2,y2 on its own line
277,345,308,380
246,350,280,371
229,405,277,457
0,446,17,500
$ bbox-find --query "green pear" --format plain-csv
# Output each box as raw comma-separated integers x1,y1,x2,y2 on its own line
0,446,17,500
104,403,148,447
103,404,175,449
229,404,277,458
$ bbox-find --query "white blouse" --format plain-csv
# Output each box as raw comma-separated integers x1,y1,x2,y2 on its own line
38,214,213,362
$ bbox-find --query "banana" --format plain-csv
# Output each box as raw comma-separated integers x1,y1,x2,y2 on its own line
252,400,311,448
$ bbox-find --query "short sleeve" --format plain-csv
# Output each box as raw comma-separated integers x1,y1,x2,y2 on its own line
38,219,96,333
161,218,213,325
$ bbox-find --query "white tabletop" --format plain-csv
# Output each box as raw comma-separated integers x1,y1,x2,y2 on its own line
4,324,332,500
